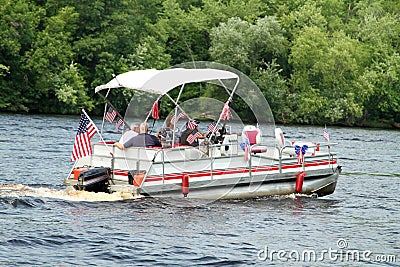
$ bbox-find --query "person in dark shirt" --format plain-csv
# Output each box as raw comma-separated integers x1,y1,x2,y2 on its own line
180,128,199,146
180,121,202,147
119,122,140,143
115,122,161,149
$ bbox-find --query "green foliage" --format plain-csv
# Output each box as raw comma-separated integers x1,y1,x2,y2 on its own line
209,16,286,73
0,0,398,127
0,65,9,77
251,60,290,123
356,52,400,121
53,62,94,113
24,6,79,112
280,1,328,38
0,0,44,111
293,88,329,124
209,17,251,71
289,26,369,124
27,6,78,76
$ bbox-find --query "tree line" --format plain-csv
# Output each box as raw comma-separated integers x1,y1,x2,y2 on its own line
1,0,399,127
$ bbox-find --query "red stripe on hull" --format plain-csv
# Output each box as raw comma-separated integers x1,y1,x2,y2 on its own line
141,159,337,182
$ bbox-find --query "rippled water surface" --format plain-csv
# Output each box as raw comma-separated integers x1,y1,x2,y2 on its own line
0,113,399,266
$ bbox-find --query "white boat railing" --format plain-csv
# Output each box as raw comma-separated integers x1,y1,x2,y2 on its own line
147,143,242,185
88,141,337,188
277,142,337,173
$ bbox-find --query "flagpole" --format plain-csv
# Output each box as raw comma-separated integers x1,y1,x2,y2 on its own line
207,79,237,144
101,88,112,135
167,85,186,137
82,109,114,157
65,157,79,181
66,110,117,181
97,92,130,130
144,96,162,134
208,99,230,144
164,93,192,146
171,106,179,146
324,124,331,168
144,96,160,123
144,107,153,125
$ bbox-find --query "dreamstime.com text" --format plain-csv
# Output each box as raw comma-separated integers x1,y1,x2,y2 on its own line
257,239,397,263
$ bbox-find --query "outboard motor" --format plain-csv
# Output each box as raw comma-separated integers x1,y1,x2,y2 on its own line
76,167,111,193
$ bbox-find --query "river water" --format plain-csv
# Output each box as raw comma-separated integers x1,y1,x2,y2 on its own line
0,113,399,266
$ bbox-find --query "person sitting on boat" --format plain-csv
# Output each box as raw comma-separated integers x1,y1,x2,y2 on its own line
115,122,161,149
157,115,181,144
206,124,226,144
118,122,140,143
180,121,202,147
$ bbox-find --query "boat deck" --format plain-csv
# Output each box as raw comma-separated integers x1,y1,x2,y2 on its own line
65,138,339,198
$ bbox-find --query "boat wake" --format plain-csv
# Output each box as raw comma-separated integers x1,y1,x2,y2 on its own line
0,184,138,202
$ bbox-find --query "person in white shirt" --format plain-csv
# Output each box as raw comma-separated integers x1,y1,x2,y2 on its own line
115,122,161,149
119,123,140,143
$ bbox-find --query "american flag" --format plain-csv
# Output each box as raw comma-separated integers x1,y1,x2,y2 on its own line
186,128,202,144
220,100,231,120
187,119,199,130
171,108,186,124
115,118,124,132
323,126,330,142
207,120,219,133
151,101,159,120
70,113,97,161
294,145,308,164
105,107,117,123
297,147,303,164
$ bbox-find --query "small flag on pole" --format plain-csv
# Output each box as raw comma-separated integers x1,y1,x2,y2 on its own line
220,100,231,120
186,128,202,144
171,108,186,124
151,101,159,120
297,147,303,164
294,145,308,165
105,107,117,123
186,119,199,130
115,118,124,132
70,112,97,161
323,125,330,142
207,120,219,134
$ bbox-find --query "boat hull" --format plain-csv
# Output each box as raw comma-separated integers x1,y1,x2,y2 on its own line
136,168,340,199
65,143,341,200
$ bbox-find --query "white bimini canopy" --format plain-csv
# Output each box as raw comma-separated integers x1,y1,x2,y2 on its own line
95,68,239,95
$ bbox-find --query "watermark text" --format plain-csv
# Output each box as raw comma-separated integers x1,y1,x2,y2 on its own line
257,239,397,263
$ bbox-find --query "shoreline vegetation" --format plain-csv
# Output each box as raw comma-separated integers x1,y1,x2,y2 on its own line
1,1,399,128
1,111,398,130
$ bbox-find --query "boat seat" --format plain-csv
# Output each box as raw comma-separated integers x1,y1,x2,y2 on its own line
245,130,259,145
274,128,296,156
251,146,268,153
243,128,267,154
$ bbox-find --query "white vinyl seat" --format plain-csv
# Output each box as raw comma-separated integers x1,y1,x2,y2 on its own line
275,128,295,156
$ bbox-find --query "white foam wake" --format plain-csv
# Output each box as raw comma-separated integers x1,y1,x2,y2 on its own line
0,184,139,202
